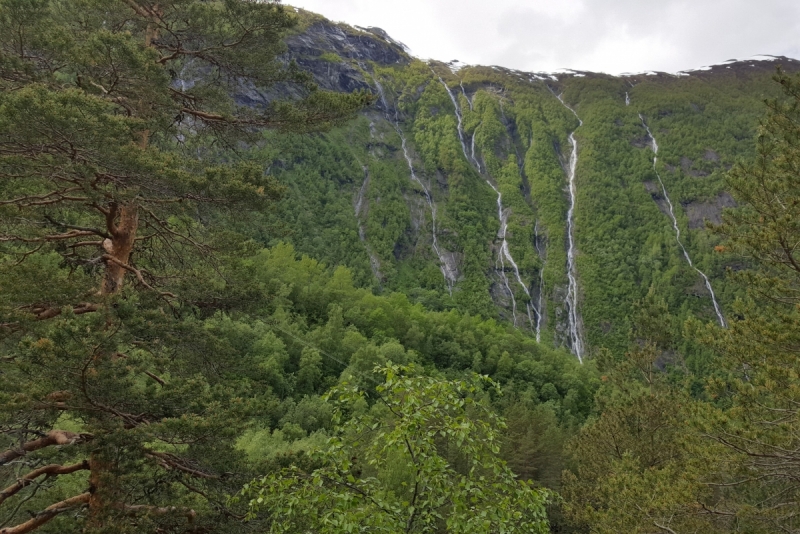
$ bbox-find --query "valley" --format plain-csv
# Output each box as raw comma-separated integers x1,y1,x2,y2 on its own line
2,3,800,532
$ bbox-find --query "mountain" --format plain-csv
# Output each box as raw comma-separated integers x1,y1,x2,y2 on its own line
251,9,800,359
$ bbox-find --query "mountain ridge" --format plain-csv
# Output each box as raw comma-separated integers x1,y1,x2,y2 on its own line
256,9,800,358
286,9,800,83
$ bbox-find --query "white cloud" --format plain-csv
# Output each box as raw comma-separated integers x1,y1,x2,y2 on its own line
289,0,800,74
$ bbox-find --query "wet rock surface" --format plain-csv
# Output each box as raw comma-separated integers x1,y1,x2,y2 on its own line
643,180,672,217
285,22,409,93
235,20,409,106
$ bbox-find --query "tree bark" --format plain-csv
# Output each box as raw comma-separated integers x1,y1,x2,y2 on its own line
0,493,89,534
0,461,89,505
101,203,139,295
87,453,113,529
0,431,83,466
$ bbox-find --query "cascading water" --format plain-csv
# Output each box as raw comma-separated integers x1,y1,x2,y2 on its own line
639,115,727,327
433,71,470,161
556,94,585,363
534,221,545,343
460,81,473,111
470,129,482,174
625,92,630,106
354,167,383,281
368,74,456,291
434,69,539,332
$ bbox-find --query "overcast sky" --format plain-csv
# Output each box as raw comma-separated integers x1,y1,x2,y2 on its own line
288,0,800,75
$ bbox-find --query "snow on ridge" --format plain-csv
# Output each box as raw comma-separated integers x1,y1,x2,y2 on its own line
446,60,468,73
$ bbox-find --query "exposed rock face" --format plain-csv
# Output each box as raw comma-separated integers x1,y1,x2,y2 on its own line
235,20,409,106
630,133,653,149
684,192,737,229
284,22,409,93
680,156,709,177
643,180,672,218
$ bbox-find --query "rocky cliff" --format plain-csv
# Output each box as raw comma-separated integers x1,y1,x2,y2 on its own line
258,11,800,356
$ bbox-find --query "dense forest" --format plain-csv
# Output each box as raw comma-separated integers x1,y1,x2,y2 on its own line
1,1,800,533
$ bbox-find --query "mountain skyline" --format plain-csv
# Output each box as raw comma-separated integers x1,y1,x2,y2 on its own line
289,0,800,75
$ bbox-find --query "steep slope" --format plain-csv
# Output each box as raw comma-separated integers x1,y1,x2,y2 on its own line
251,10,800,357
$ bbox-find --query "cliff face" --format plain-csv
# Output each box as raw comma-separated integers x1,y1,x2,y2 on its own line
259,12,800,356
285,21,409,93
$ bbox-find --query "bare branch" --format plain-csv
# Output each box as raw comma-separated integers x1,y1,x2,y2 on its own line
0,461,89,505
146,451,218,479
17,302,101,321
101,255,177,299
0,492,89,534
0,431,88,466
653,521,679,534
143,371,165,386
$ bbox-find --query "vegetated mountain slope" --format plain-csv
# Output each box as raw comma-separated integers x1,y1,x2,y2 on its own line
254,10,800,357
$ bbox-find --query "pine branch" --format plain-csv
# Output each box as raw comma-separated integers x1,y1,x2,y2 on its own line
121,504,196,523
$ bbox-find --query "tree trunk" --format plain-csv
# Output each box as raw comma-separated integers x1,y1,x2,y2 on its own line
87,453,115,529
101,203,138,295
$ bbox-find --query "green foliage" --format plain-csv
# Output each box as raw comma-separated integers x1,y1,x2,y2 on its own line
268,59,783,355
0,1,369,531
3,5,797,533
562,69,800,534
241,364,551,533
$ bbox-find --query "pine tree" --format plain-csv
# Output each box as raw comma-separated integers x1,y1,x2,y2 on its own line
688,66,800,531
0,1,369,531
562,292,725,533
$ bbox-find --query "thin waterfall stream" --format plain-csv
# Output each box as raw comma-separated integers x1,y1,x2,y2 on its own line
556,94,585,363
434,70,539,332
368,74,456,292
534,221,545,343
639,115,727,327
354,165,383,281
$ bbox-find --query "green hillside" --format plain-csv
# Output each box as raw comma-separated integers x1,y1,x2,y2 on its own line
2,2,799,533
262,18,795,359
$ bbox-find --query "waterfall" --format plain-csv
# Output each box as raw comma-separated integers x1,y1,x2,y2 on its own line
470,130,482,174
434,69,538,332
460,81,473,111
433,71,470,161
556,94,585,363
639,115,727,327
368,74,456,292
625,92,630,106
354,167,383,281
534,221,545,343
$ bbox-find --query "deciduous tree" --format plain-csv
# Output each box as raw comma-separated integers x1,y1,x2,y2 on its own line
242,364,551,533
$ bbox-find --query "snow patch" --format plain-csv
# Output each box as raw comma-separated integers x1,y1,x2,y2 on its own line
447,60,468,73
